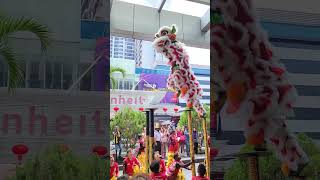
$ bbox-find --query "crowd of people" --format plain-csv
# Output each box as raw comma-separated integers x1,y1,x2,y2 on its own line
111,122,209,180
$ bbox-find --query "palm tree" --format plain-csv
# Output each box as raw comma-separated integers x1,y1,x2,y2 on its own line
0,15,50,93
110,66,126,89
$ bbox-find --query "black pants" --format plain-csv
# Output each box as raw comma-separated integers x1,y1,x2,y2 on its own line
194,142,198,154
155,141,161,154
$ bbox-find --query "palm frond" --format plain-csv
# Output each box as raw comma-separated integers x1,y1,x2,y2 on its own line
110,66,126,78
110,76,116,89
0,16,51,51
0,42,24,93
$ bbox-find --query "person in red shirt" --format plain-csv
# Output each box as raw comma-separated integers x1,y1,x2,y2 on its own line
153,151,166,175
192,163,209,180
123,148,141,177
149,160,167,180
167,153,192,180
168,130,180,153
110,155,119,179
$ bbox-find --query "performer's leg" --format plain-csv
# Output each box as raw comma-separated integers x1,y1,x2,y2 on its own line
118,143,122,158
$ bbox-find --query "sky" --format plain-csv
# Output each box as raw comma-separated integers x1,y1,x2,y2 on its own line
185,46,210,66
119,0,209,17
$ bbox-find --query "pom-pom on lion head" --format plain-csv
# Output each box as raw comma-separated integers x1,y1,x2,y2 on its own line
152,24,178,53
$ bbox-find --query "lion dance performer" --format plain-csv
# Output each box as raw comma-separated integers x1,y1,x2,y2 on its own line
165,127,186,179
212,0,309,176
135,135,146,173
123,148,141,177
152,24,205,117
110,155,119,180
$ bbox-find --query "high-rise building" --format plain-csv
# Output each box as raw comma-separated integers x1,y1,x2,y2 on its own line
110,36,135,60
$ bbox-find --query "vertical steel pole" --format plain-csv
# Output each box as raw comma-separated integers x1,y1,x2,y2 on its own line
202,117,210,177
145,110,150,173
187,109,196,176
149,108,155,165
248,155,259,180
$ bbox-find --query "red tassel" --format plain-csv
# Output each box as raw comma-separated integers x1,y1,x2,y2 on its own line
244,67,256,89
231,46,246,65
259,42,273,60
234,0,254,24
251,97,271,115
228,26,243,42
212,42,224,58
278,85,292,103
270,66,285,76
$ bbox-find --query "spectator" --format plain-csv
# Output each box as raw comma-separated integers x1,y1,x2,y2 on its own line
160,126,168,158
193,128,199,154
199,132,203,148
154,123,161,154
110,155,119,179
177,127,185,155
113,126,122,159
192,163,209,180
123,148,141,177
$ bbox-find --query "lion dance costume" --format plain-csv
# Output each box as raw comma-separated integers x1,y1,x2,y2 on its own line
164,127,184,179
152,25,205,117
212,0,309,175
135,138,146,173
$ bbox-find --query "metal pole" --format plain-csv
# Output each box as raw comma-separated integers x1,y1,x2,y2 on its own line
145,110,150,173
187,109,196,176
67,55,102,94
202,117,210,177
247,155,259,180
149,109,155,165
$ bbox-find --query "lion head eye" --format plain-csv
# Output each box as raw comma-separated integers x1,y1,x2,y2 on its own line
161,30,168,36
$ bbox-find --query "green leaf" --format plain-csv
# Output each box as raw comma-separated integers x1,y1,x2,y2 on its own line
0,15,51,93
171,25,176,34
0,43,24,94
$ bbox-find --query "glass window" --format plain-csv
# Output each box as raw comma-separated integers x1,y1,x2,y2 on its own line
46,62,62,89
63,63,73,89
0,60,8,87
29,61,41,88
79,63,93,91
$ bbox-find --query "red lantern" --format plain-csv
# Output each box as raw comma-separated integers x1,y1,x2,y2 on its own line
139,107,144,112
174,107,179,112
12,144,29,165
92,145,108,156
163,107,168,112
113,106,119,112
